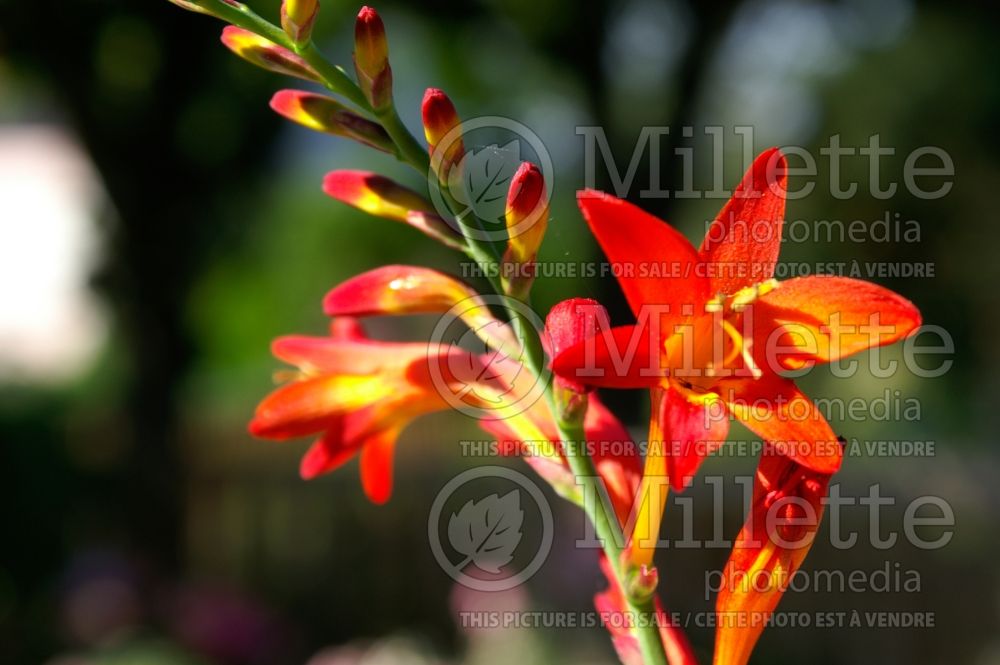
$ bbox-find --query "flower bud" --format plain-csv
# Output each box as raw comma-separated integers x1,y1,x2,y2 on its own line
623,562,660,605
270,90,393,153
322,170,463,249
281,0,319,44
168,0,242,15
546,298,608,421
502,162,549,296
220,26,320,82
354,7,393,111
421,88,463,179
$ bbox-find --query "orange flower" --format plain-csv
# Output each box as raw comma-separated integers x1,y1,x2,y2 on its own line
713,446,834,665
552,148,921,566
249,316,519,503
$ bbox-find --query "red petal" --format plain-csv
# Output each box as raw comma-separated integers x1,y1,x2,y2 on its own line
271,336,430,376
719,375,842,474
657,386,731,491
577,191,709,326
698,147,787,295
551,324,664,389
359,428,398,504
753,275,922,371
299,428,357,480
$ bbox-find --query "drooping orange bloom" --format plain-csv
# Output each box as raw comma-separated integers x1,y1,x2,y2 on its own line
248,317,474,503
552,148,921,565
713,446,834,665
250,267,540,503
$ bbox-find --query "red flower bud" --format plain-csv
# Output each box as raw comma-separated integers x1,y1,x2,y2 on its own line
220,26,320,82
545,298,609,397
270,90,393,153
502,162,549,296
354,6,393,110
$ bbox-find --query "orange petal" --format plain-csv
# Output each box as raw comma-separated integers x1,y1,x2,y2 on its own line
300,427,358,480
577,191,710,330
271,335,430,376
753,275,922,371
249,374,397,440
719,375,842,474
699,148,787,295
659,385,731,491
323,265,518,353
714,449,833,665
359,427,398,504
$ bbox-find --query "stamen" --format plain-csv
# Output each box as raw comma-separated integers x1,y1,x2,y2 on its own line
730,278,779,312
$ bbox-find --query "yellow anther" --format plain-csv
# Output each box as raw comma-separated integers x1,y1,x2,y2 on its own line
730,278,780,312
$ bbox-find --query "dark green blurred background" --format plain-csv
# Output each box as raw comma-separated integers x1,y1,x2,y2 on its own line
0,0,996,663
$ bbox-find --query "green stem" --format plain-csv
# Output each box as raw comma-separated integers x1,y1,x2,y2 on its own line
297,43,372,110
377,106,431,172
557,413,668,665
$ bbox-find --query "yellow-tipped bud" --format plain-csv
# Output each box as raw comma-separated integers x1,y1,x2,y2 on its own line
281,0,319,44
421,88,463,180
501,162,549,296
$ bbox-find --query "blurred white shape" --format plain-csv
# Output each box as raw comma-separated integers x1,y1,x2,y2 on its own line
0,125,108,384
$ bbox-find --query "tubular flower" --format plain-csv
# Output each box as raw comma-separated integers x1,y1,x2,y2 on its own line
323,264,519,353
248,317,525,504
552,148,921,566
713,446,834,665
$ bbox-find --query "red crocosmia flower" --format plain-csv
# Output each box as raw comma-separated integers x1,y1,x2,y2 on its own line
249,317,521,504
713,445,834,665
595,554,698,665
552,148,921,565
